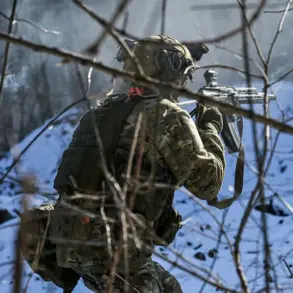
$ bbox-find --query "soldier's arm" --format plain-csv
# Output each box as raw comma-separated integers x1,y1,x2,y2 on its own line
146,99,225,201
185,123,226,201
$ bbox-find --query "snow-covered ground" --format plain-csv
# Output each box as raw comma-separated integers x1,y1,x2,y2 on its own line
1,82,293,292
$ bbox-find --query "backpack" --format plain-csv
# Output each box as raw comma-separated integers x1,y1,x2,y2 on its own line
20,204,80,293
54,94,142,194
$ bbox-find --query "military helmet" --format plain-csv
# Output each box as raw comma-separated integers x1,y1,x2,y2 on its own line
118,35,199,85
116,35,209,100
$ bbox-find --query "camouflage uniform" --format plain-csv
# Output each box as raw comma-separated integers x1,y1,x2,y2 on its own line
49,35,225,293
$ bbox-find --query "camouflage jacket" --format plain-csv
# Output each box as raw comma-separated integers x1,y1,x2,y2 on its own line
116,96,226,224
53,94,225,248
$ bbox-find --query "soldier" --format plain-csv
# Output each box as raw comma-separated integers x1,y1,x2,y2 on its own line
49,35,226,292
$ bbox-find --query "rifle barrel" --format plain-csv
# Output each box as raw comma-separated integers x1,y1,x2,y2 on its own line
238,93,276,104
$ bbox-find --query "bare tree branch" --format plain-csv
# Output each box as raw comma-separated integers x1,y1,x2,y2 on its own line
1,32,293,136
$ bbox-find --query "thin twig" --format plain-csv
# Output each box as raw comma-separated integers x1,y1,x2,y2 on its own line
100,188,113,259
266,0,292,65
128,114,145,211
197,64,263,79
160,0,167,35
259,187,271,293
191,3,282,11
180,188,233,252
236,0,266,66
63,0,265,47
13,194,28,293
0,98,86,184
73,0,145,77
198,210,229,293
122,112,143,195
184,0,266,45
213,44,268,82
106,244,122,293
262,2,293,290
119,113,144,293
122,11,129,31
23,210,51,293
264,8,293,13
129,213,241,293
281,258,293,277
13,226,23,293
0,12,60,34
80,0,132,54
270,67,293,86
53,0,266,47
233,1,254,292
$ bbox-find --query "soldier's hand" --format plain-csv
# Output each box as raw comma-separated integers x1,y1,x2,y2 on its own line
197,104,223,133
207,197,218,206
153,208,183,245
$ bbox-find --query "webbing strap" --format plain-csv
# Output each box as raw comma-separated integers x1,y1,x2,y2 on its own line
208,117,245,209
101,95,143,167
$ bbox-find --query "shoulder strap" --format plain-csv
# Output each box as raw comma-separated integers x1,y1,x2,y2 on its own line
100,95,143,165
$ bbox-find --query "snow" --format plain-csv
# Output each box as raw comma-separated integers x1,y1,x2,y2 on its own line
1,82,293,292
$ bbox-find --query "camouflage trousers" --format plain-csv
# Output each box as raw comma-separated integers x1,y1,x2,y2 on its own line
72,259,182,293
50,201,182,292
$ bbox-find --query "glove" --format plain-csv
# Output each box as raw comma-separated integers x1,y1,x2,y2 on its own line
196,104,223,133
207,197,218,206
153,208,182,245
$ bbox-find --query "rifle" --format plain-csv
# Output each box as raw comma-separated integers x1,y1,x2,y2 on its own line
190,69,276,153
188,69,276,209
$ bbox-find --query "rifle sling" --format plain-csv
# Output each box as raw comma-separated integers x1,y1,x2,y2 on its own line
105,96,143,165
208,117,245,209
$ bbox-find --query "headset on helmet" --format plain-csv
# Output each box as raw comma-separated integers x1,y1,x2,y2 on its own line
116,35,209,84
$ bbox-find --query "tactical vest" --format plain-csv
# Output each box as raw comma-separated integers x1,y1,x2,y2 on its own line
54,94,142,194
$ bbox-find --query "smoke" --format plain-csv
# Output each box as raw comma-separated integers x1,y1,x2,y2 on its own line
3,67,28,93
3,0,292,89
0,0,123,96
